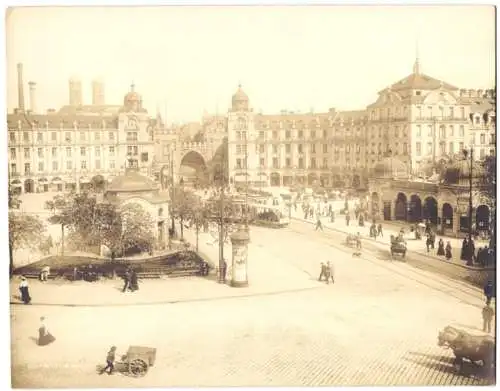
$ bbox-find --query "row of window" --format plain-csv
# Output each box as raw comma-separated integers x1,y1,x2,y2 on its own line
10,152,151,175
10,145,143,159
234,143,367,155
9,131,141,144
415,141,495,158
10,160,114,175
235,156,366,170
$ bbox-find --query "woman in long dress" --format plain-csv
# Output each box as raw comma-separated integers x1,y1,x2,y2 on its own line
38,317,56,346
445,241,452,260
437,238,445,256
19,276,31,304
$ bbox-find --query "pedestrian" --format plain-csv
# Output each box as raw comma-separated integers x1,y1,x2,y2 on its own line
38,316,56,346
482,302,494,333
346,214,350,226
355,232,362,251
100,346,117,375
484,280,494,305
40,265,50,282
377,223,383,237
318,262,327,282
460,237,468,261
330,211,335,223
19,276,31,304
426,234,432,253
327,261,335,284
315,217,323,231
469,237,476,263
122,270,131,292
129,269,139,292
445,241,452,260
221,260,227,283
437,238,445,256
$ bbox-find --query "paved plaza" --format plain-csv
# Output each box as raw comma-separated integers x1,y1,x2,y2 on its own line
11,222,494,387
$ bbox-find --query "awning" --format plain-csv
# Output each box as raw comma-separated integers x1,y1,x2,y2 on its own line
79,177,90,183
38,178,48,183
10,182,21,187
51,177,63,184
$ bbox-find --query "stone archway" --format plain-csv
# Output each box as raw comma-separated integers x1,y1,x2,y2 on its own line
476,205,490,231
270,172,281,187
442,203,454,229
423,196,438,225
24,179,35,194
179,151,207,188
395,192,408,221
408,194,422,222
91,175,106,193
371,192,380,218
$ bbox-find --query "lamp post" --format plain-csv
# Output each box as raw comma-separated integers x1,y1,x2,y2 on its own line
169,145,176,236
463,147,474,266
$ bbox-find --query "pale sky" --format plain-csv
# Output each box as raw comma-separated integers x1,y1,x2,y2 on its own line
6,5,496,124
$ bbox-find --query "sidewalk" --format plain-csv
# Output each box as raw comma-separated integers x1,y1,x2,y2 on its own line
291,207,489,268
10,228,321,307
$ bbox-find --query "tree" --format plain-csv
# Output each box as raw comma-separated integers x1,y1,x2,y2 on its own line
9,212,46,276
47,192,121,255
8,186,21,209
119,203,155,255
480,155,496,204
170,187,203,240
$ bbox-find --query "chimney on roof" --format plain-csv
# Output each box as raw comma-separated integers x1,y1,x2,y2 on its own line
92,79,105,105
17,63,25,112
28,81,37,114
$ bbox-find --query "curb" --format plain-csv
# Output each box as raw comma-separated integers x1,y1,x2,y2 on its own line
9,285,322,308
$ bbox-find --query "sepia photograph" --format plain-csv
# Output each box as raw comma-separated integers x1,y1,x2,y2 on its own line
5,3,497,388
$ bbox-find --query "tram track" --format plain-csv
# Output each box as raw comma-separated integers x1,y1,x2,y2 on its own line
269,221,485,309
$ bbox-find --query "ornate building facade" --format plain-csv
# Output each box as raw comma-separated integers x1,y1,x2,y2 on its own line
8,65,156,194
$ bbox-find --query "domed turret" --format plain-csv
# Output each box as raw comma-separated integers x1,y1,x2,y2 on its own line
107,158,157,193
373,157,408,179
122,83,144,112
231,84,249,111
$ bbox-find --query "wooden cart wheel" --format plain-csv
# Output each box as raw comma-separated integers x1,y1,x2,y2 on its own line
129,358,148,377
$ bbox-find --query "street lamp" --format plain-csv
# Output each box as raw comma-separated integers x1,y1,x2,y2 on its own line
462,147,474,266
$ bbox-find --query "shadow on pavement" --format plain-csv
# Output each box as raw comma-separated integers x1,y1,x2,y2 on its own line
405,351,494,383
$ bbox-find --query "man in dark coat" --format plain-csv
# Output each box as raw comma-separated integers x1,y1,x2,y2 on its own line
484,280,495,305
130,269,139,292
122,270,131,292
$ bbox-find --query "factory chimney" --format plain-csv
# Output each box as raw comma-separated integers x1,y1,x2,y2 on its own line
17,63,25,112
28,81,37,114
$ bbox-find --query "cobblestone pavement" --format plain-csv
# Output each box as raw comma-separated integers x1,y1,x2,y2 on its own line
11,224,494,387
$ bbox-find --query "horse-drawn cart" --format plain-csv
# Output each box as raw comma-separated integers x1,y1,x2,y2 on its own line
390,235,407,259
345,234,358,248
121,346,157,377
438,325,495,374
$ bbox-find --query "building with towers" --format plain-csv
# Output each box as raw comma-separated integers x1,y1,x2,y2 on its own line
7,65,157,194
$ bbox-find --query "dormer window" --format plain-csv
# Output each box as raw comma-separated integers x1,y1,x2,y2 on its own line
416,91,421,96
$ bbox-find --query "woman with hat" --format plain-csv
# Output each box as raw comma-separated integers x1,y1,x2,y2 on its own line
38,316,56,346
19,276,31,304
